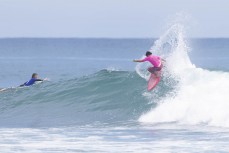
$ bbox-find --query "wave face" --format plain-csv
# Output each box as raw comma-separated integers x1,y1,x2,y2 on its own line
138,24,229,127
0,70,172,127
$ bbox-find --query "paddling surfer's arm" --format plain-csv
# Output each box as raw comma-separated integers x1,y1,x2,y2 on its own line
35,79,44,81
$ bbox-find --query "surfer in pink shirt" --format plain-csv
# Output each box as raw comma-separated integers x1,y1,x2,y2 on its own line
133,51,165,77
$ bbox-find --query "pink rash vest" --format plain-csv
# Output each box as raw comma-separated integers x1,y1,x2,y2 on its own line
142,55,161,67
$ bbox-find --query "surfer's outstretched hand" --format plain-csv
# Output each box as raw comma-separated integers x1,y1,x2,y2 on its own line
43,78,50,81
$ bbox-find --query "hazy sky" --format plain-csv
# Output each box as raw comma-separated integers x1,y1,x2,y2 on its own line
0,0,228,38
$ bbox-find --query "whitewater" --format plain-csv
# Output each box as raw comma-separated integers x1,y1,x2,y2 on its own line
138,24,229,128
1,24,229,152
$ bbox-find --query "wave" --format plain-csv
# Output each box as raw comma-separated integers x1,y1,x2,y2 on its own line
0,69,173,127
138,23,229,128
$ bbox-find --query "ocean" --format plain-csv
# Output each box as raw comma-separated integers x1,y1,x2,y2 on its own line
1,24,229,152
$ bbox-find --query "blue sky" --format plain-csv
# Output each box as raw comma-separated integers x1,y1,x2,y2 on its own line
0,0,228,38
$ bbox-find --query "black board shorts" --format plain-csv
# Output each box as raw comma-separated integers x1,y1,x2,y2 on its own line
147,64,163,73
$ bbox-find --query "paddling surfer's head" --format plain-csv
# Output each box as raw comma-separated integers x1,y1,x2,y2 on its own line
145,51,152,57
32,73,38,79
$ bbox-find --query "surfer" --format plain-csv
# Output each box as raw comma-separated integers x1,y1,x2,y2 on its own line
133,51,165,77
20,73,47,87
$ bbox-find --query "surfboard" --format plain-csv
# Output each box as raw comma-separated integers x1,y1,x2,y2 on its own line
0,88,11,92
147,71,161,91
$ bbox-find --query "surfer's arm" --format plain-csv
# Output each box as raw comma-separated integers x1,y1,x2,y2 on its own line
35,79,43,81
133,59,144,62
35,78,49,82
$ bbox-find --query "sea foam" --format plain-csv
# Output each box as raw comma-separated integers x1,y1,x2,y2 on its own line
138,23,229,127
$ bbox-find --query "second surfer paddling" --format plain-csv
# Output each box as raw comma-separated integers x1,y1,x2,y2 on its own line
133,51,165,77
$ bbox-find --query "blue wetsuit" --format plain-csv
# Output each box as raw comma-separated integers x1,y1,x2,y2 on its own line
22,78,43,86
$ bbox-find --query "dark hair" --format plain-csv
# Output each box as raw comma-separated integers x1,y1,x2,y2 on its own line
145,51,152,56
32,73,38,78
